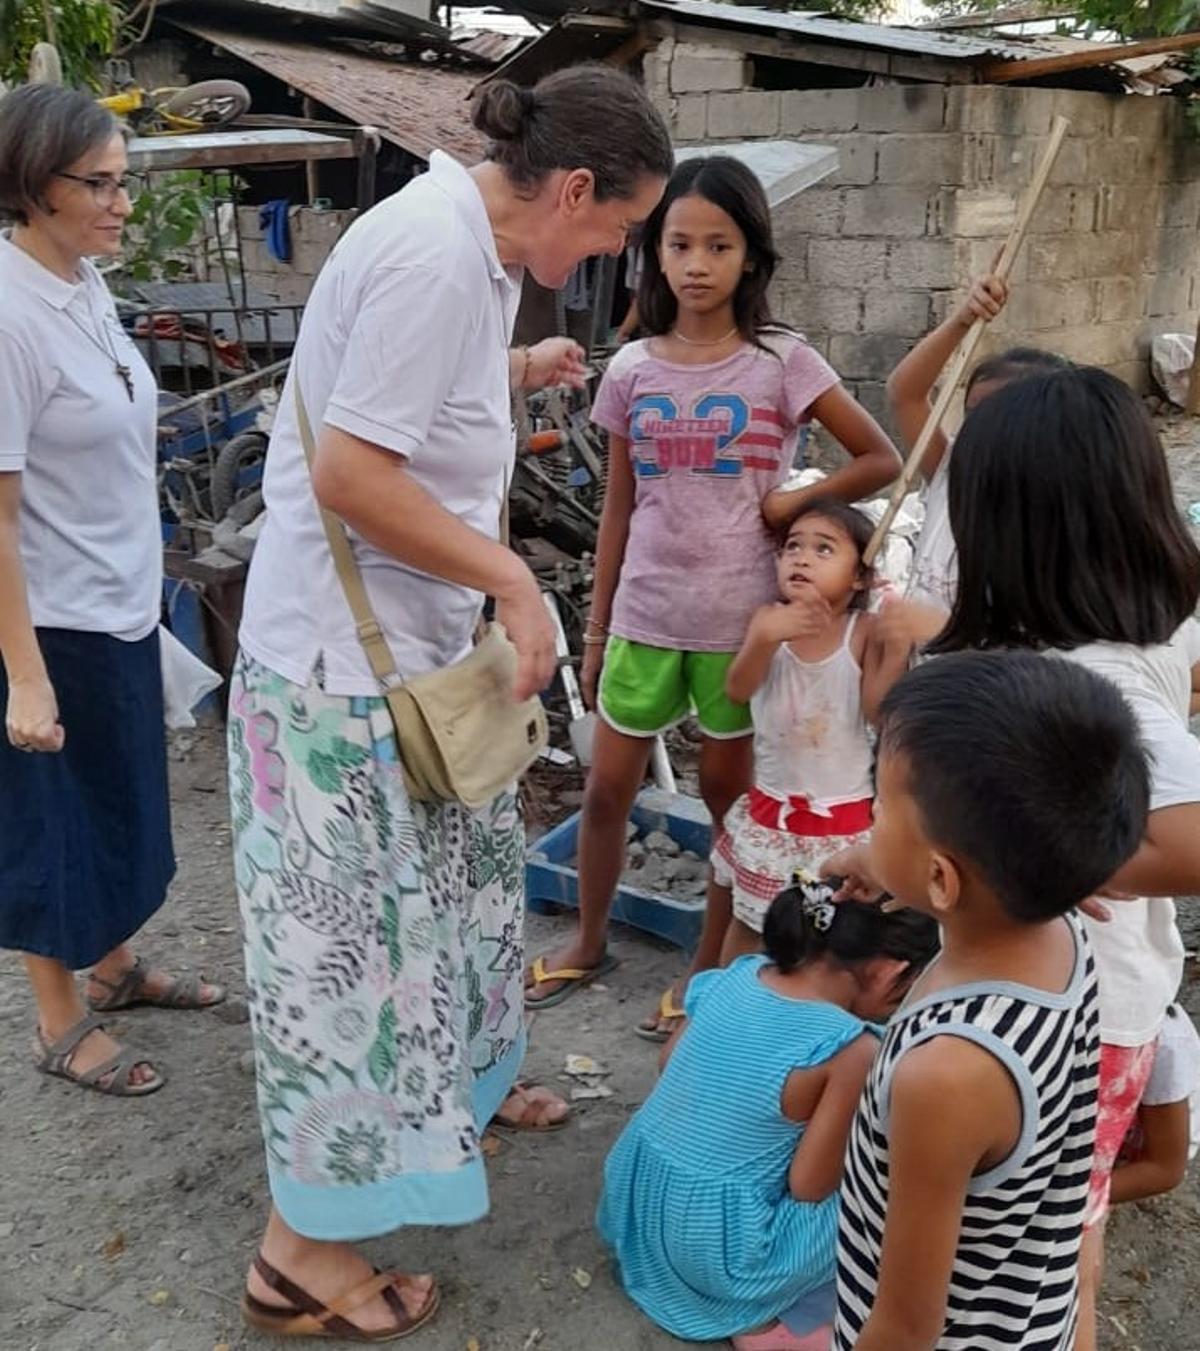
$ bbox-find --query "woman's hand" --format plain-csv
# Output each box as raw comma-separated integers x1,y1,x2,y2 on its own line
495,574,558,702
523,338,587,391
580,641,605,712
955,262,1008,328
6,672,65,752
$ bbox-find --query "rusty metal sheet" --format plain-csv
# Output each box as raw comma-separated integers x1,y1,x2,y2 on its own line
639,0,1059,62
181,24,484,163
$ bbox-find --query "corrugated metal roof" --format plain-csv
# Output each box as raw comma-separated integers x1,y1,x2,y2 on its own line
180,24,483,162
639,0,1061,62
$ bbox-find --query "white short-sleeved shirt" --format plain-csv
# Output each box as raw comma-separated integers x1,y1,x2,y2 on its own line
239,153,523,695
0,235,160,640
1058,628,1200,1046
1144,1004,1200,1159
905,445,956,612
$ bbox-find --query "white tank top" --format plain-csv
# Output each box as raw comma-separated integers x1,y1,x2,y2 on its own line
751,612,874,810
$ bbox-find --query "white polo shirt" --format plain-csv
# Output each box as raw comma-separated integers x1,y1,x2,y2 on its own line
0,235,160,640
240,152,523,695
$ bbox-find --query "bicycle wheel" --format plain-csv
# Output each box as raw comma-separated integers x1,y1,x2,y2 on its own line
158,80,251,130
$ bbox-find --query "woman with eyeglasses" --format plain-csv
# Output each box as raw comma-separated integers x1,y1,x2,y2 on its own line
0,83,224,1098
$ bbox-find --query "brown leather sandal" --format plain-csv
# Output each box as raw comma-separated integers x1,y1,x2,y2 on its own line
87,957,226,1012
241,1253,440,1342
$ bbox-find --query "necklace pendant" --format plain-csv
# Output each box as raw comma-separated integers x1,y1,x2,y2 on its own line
116,364,134,402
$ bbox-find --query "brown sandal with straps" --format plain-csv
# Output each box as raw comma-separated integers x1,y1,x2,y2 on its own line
33,1013,164,1097
87,956,226,1012
241,1252,441,1342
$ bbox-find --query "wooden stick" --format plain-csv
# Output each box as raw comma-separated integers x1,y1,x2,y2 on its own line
864,114,1071,567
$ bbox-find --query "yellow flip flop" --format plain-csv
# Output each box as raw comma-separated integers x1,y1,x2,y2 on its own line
523,952,620,1009
635,986,687,1043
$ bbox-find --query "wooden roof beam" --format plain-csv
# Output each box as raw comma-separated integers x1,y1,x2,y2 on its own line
980,29,1200,82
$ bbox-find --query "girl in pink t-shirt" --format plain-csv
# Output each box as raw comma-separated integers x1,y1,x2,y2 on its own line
525,156,901,1038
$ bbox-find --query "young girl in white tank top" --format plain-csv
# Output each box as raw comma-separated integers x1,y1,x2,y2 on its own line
716,501,911,960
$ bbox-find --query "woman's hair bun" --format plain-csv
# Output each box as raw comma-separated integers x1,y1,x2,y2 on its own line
472,80,534,142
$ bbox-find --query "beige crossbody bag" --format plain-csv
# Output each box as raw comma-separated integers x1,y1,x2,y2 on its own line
294,384,547,809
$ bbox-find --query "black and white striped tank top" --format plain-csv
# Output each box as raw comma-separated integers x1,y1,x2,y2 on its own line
834,919,1099,1351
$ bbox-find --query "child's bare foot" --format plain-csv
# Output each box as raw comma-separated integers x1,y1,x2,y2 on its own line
635,983,686,1042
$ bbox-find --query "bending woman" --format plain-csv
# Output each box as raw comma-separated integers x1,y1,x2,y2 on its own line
228,67,672,1339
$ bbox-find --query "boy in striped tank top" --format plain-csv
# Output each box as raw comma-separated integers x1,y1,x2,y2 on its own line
827,652,1149,1351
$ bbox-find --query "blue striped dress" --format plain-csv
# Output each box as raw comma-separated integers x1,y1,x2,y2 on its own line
597,955,867,1341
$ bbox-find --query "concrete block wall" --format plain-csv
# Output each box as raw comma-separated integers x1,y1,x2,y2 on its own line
647,38,1200,427
231,205,355,306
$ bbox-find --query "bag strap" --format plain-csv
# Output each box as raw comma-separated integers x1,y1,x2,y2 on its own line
293,380,404,693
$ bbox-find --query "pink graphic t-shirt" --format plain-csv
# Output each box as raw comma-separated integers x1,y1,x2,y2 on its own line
592,332,840,652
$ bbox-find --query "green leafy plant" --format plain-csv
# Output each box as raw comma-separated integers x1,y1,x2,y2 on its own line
115,171,213,286
0,0,116,89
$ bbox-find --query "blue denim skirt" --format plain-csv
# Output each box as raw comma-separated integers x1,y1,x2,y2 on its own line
0,627,175,969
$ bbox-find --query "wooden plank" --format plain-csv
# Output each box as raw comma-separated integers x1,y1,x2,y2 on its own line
980,30,1200,82
865,116,1070,565
128,128,358,173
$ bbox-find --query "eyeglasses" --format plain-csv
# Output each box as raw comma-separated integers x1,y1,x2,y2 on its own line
56,172,134,206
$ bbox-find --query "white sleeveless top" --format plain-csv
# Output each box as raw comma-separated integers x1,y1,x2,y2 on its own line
751,612,874,810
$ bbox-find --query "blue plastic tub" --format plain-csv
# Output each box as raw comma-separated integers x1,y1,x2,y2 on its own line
526,787,713,951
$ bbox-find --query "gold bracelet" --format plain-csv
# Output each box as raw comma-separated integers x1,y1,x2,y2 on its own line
582,633,608,646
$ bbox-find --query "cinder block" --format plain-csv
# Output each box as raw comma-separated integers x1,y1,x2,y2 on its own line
856,85,945,134
810,239,888,287
1161,181,1200,229
1050,322,1137,366
843,187,933,239
956,236,1028,284
1003,280,1094,331
774,247,808,289
706,90,780,139
669,42,747,94
1025,234,1093,282
886,238,956,289
1095,275,1139,325
830,333,915,381
1036,185,1098,234
1046,135,1091,186
1111,95,1168,139
781,88,861,135
1051,90,1114,139
862,288,932,337
876,133,964,187
1158,227,1200,273
1091,231,1145,277
643,38,674,105
961,133,995,187
1145,269,1192,318
1102,183,1145,231
945,86,1054,136
775,188,845,239
670,93,707,142
785,284,864,334
848,380,891,428
989,135,1035,187
821,134,878,186
950,188,1017,238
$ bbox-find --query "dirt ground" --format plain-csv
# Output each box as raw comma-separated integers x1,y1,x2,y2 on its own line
3,415,1200,1351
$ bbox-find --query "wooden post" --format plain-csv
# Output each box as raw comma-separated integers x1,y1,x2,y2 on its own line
864,115,1071,567
1186,312,1200,416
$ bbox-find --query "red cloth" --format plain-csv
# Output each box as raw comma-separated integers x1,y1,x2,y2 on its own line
747,786,873,838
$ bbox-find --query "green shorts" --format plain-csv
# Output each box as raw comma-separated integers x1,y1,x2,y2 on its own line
598,637,753,739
